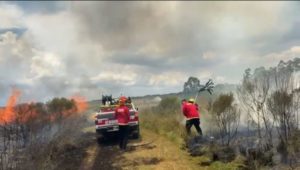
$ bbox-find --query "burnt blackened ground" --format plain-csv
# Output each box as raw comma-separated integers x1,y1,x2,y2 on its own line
185,129,300,169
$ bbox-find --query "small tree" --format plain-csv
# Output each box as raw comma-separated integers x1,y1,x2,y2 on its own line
267,62,298,164
237,67,274,145
210,93,240,146
47,97,76,121
183,77,201,94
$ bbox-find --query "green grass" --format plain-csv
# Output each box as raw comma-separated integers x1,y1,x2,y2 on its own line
140,108,186,145
139,96,245,170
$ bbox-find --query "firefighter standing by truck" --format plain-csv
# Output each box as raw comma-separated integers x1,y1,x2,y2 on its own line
182,98,203,136
115,96,130,150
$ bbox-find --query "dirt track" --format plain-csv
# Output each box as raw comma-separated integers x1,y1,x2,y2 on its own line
77,127,198,170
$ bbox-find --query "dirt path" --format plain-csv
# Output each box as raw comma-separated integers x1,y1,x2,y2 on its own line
78,127,199,170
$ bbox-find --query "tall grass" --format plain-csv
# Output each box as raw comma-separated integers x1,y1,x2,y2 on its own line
140,97,189,145
139,96,245,169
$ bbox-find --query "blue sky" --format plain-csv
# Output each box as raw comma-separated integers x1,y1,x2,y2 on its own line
10,1,66,14
0,1,300,105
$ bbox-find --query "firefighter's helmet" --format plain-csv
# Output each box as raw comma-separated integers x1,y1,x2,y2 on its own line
119,96,127,104
188,98,195,103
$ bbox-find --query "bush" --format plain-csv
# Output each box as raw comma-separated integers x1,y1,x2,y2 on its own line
0,97,88,170
140,96,186,144
156,96,180,113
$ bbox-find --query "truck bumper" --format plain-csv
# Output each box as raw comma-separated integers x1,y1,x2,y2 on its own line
96,123,139,134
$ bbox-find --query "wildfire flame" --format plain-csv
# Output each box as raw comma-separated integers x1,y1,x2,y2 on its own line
0,90,88,124
71,95,88,113
48,95,88,122
0,88,21,125
18,103,38,124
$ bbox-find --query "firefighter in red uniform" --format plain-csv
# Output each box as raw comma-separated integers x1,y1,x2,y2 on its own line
181,99,187,115
115,96,130,150
181,99,187,107
182,98,203,136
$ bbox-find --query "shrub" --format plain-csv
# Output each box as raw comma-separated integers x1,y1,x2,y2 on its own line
140,96,186,144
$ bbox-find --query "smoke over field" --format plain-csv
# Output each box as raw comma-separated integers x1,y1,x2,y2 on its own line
1,1,300,170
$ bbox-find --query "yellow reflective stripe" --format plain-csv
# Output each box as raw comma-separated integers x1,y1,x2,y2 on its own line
186,117,199,120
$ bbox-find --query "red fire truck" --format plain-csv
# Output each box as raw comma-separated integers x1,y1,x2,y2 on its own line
95,96,140,139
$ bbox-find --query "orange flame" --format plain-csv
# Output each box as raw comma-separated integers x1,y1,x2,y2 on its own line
71,95,88,113
47,95,88,122
0,88,21,125
17,103,38,124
